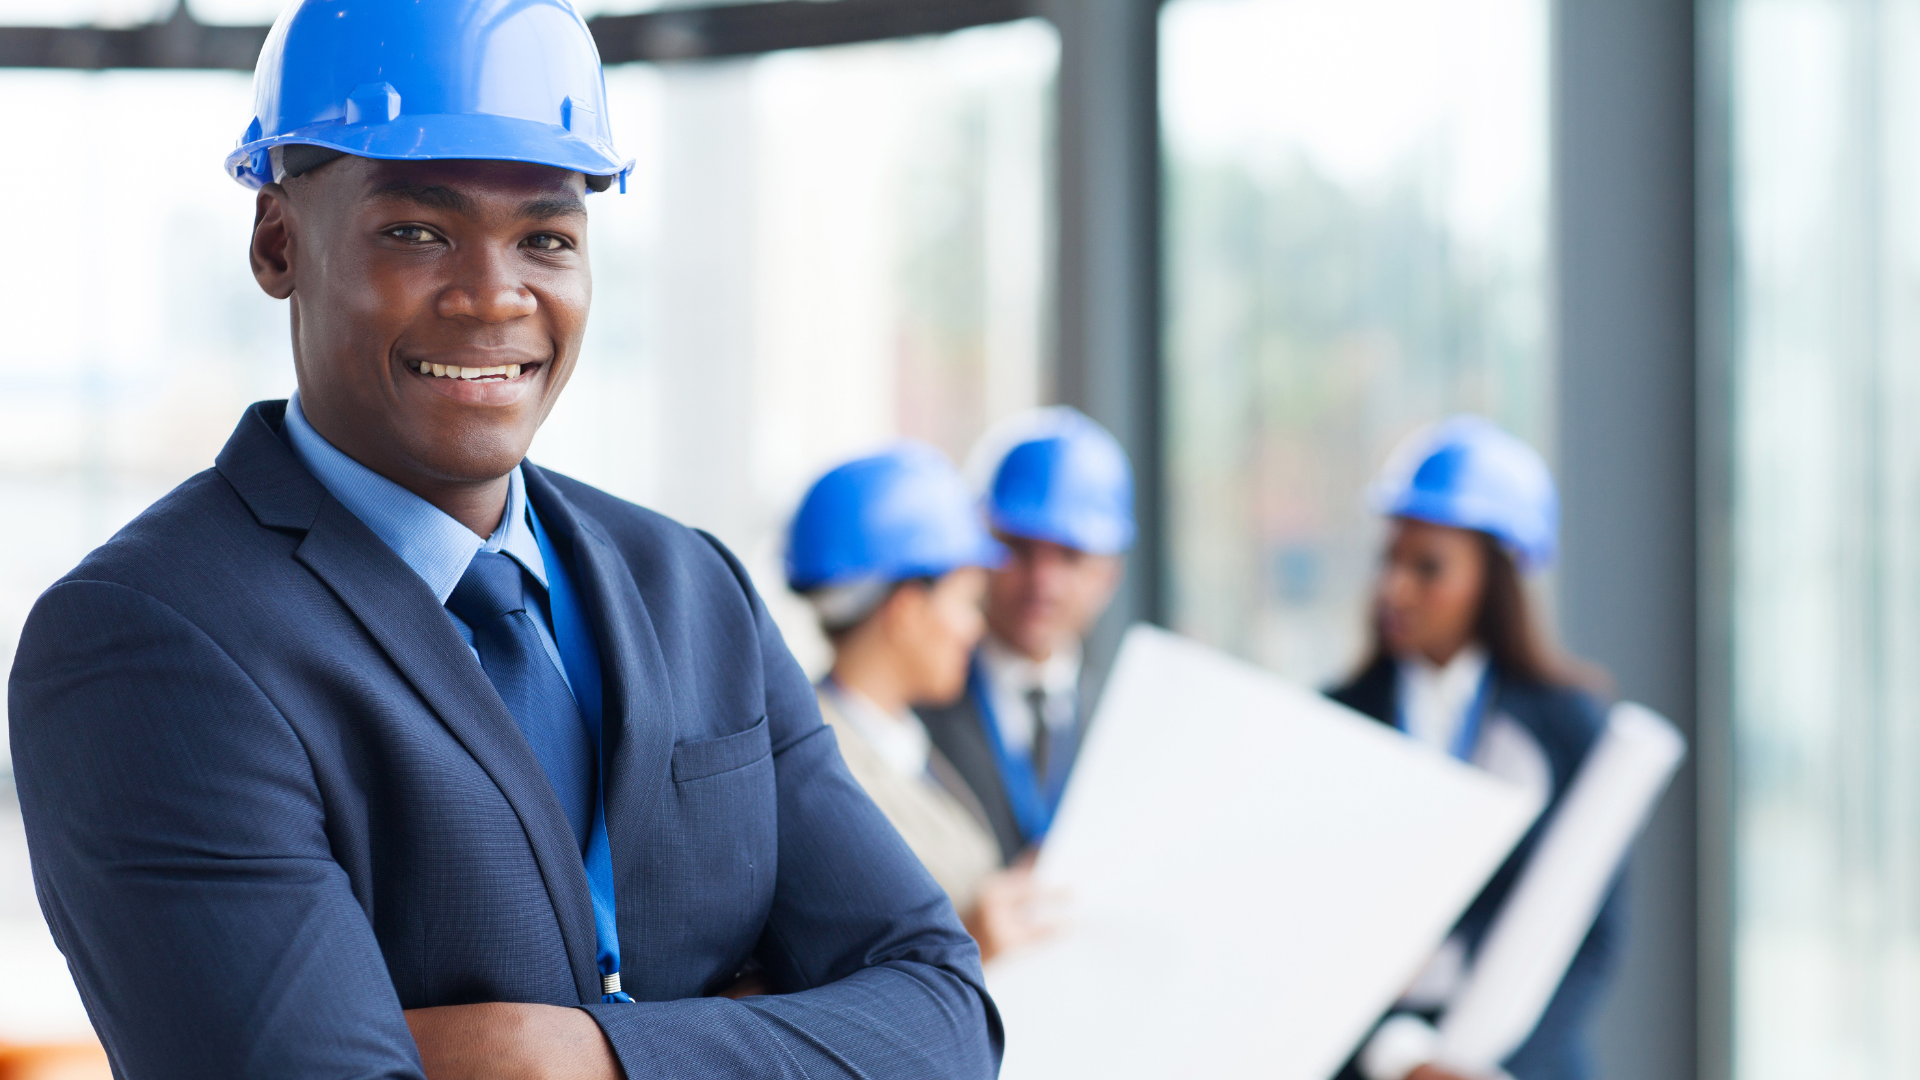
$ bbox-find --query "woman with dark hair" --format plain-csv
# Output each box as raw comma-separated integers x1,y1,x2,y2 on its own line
786,443,1056,963
1329,417,1619,1080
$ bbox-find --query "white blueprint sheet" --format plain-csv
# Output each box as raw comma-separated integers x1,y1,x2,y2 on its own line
988,626,1542,1080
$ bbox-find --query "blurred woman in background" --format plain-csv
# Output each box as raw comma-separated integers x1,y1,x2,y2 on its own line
1329,417,1618,1080
787,443,1055,962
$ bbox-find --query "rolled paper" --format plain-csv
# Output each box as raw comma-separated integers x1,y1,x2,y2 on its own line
1432,701,1686,1073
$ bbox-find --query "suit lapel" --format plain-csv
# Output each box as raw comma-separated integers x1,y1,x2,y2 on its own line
218,402,603,1002
925,695,1024,863
521,468,679,962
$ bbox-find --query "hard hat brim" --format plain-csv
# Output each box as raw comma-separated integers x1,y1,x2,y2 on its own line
226,114,634,191
788,533,1008,595
986,507,1135,557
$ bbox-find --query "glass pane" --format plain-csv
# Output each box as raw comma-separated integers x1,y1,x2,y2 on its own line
545,21,1055,675
181,0,790,26
0,0,174,28
569,0,787,17
0,68,266,1040
0,0,785,29
0,17,1054,1039
1727,1,1920,1075
1160,0,1551,686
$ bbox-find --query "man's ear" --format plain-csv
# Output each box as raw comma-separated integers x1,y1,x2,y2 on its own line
250,184,297,300
1090,553,1127,612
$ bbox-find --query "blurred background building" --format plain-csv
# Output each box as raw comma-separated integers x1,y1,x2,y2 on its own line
0,0,1904,1077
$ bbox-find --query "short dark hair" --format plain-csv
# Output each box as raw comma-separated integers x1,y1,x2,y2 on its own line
279,143,345,179
272,144,613,191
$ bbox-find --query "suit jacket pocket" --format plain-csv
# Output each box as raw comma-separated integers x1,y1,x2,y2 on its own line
670,715,771,783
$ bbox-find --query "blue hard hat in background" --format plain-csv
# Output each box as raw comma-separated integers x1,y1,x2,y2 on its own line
975,408,1135,556
1369,416,1559,572
226,0,633,191
786,442,1007,595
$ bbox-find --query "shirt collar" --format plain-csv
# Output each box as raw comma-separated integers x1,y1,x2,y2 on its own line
980,634,1083,697
283,393,549,604
1396,643,1490,751
820,681,933,780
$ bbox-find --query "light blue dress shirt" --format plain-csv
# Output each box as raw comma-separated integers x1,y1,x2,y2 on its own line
283,394,571,692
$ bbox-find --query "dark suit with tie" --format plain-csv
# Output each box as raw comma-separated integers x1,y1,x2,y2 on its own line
7,401,1000,1079
919,654,1102,865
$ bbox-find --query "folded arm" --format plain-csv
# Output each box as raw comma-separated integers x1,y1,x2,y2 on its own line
571,539,1002,1080
9,580,427,1080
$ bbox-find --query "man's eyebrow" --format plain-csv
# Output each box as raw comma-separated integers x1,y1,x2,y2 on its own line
368,181,473,214
519,193,588,220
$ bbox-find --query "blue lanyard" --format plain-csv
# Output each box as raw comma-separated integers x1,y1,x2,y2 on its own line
527,504,632,1004
968,656,1056,844
1395,664,1497,763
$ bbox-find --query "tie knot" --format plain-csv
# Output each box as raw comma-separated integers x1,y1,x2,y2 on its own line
447,550,529,624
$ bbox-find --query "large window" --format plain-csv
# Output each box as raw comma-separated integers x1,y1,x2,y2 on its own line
0,16,1055,1038
1726,1,1920,1074
546,23,1055,674
1159,0,1551,686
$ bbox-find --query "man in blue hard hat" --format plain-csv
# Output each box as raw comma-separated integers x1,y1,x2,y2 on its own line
6,3,998,1079
920,408,1135,863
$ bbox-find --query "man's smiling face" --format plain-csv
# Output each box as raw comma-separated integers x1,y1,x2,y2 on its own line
250,155,591,494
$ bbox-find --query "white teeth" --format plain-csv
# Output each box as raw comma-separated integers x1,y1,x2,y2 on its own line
416,362,524,379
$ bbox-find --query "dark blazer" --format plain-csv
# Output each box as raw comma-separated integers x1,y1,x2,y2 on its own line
8,401,1000,1080
1328,655,1621,1080
919,655,1102,865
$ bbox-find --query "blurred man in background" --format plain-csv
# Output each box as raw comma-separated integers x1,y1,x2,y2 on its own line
921,408,1135,863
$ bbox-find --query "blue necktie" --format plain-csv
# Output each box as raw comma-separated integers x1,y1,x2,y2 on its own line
446,551,596,852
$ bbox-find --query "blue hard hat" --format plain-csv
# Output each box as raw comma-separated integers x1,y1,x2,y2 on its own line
1369,416,1559,572
225,0,633,192
977,408,1135,556
786,442,1007,594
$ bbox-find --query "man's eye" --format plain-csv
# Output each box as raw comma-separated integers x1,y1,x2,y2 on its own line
525,233,570,252
386,226,438,243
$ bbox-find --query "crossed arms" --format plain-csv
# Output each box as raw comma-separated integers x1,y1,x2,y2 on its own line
9,575,1001,1080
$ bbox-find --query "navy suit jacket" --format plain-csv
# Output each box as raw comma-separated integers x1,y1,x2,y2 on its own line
1328,656,1621,1080
8,401,1001,1080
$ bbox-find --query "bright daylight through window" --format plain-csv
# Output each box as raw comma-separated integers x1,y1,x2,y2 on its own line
1727,1,1920,1075
1160,0,1551,689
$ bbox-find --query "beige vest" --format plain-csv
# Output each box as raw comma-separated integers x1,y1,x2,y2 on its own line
818,692,1001,913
